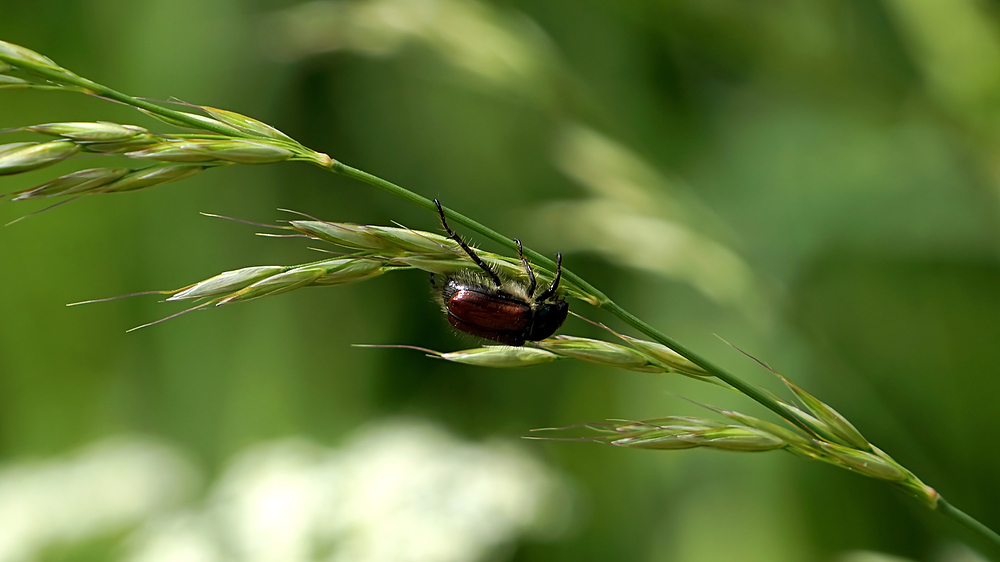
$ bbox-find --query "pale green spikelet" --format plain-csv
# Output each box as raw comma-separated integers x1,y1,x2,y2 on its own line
215,258,385,305
775,400,843,443
439,346,563,368
557,417,786,452
26,122,148,143
137,108,244,136
0,142,37,157
677,426,786,451
311,258,386,285
200,106,295,142
615,417,726,432
817,442,908,481
712,408,822,457
0,140,80,176
78,137,161,154
125,139,294,164
100,163,215,193
0,75,29,86
369,226,464,257
535,335,663,372
610,429,701,450
167,266,289,301
215,266,328,305
777,374,870,451
619,335,709,376
0,40,64,72
12,167,130,200
289,221,403,253
289,221,460,257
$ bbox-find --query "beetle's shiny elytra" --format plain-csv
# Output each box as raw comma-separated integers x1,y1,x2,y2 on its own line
432,200,568,346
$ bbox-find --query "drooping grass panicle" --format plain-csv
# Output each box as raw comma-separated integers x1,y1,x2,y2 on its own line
3,38,993,546
537,409,939,508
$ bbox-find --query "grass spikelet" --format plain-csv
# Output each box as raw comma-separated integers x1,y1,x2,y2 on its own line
200,106,295,142
216,266,328,304
535,335,662,372
12,167,130,200
675,426,786,451
776,374,870,451
137,108,244,136
100,163,217,193
618,335,709,376
167,266,288,301
0,140,80,176
438,346,562,367
0,75,29,86
125,139,293,164
26,122,148,142
0,39,63,72
817,441,909,482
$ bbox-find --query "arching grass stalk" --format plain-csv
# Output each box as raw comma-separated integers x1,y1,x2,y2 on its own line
1,39,998,551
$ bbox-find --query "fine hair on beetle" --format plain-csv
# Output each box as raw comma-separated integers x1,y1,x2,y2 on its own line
431,199,569,346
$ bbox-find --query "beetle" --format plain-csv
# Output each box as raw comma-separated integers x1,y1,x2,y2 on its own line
431,199,568,346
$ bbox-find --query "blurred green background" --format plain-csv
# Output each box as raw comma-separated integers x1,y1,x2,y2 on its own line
2,1,1000,561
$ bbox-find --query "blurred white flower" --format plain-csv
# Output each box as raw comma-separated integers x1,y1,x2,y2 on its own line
0,437,195,562
0,418,573,562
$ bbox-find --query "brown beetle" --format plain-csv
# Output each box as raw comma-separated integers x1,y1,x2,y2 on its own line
432,200,568,346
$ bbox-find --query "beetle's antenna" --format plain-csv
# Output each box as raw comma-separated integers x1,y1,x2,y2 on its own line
535,253,563,302
434,199,503,287
514,238,537,298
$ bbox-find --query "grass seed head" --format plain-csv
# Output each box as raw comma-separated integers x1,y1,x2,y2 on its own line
0,40,62,71
126,139,293,164
217,266,328,305
778,375,870,451
200,106,294,142
536,336,662,371
290,221,406,253
617,417,725,432
778,401,845,444
0,140,80,176
78,136,161,154
366,226,462,256
137,109,244,136
818,442,909,482
439,346,562,368
620,336,709,376
310,258,385,285
0,75,29,86
678,426,785,451
717,409,818,454
611,429,701,450
100,163,211,193
13,167,130,200
168,266,288,301
214,259,386,305
26,122,148,143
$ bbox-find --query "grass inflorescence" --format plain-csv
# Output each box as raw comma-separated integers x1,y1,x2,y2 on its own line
2,38,998,551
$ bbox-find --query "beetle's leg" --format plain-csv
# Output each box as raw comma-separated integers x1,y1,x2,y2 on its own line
434,199,502,287
535,252,563,302
514,238,537,298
